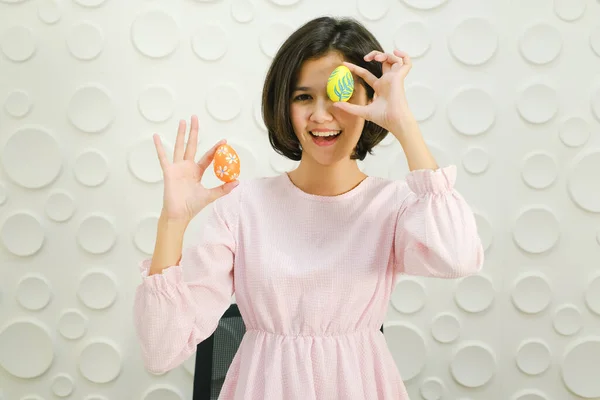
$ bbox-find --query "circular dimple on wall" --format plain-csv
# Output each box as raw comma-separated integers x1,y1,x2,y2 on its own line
420,377,445,400
462,147,489,174
447,87,495,136
562,338,600,398
38,0,61,24
431,313,460,343
79,340,122,383
131,10,179,58
191,24,228,61
183,355,196,375
559,116,590,148
231,0,254,23
512,389,548,400
0,320,54,378
21,395,45,400
474,213,493,252
58,309,88,340
521,151,557,189
128,137,173,183
512,206,560,254
74,149,109,187
5,90,31,117
554,0,586,21
74,0,106,6
401,0,447,10
1,212,45,257
133,215,159,255
379,134,395,147
448,18,497,66
254,98,267,132
519,23,562,65
357,0,389,21
67,22,104,60
585,275,600,315
450,342,496,388
1,25,36,62
268,0,301,4
68,84,114,133
593,86,600,122
394,21,430,58
45,190,76,222
567,150,600,213
269,153,298,174
138,85,175,123
391,278,426,314
16,274,52,311
76,214,116,254
2,126,62,189
405,84,435,122
77,270,117,310
516,339,551,375
455,275,494,313
206,84,242,121
259,23,294,58
384,323,426,381
516,83,557,124
0,182,6,205
142,385,184,400
591,27,600,58
52,373,74,397
553,304,582,336
511,273,552,314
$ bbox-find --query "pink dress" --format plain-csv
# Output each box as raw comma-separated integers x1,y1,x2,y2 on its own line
133,165,484,399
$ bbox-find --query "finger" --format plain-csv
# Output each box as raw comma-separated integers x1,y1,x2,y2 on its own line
196,139,227,176
173,119,186,161
333,101,370,120
153,134,169,171
184,115,199,161
207,180,240,203
393,49,412,69
365,50,404,65
364,50,383,61
342,61,378,88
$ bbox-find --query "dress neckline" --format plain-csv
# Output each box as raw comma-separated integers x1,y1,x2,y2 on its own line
280,172,372,202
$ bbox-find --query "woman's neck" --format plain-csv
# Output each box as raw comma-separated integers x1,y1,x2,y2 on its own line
286,158,367,196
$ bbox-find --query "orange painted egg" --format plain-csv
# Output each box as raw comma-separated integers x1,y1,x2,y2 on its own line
213,143,240,183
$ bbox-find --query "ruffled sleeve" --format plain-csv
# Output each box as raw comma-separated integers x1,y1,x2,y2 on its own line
393,165,484,279
133,186,241,374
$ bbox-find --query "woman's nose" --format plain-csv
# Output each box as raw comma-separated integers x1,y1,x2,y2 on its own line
309,99,334,123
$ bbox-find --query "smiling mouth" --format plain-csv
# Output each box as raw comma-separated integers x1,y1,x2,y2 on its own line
309,130,341,146
309,130,341,139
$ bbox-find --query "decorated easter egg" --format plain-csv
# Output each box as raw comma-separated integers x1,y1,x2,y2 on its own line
327,65,354,102
213,143,240,183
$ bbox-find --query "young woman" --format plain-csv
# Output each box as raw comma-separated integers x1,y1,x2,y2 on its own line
134,16,484,399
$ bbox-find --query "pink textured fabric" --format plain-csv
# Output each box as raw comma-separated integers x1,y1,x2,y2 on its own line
133,165,484,399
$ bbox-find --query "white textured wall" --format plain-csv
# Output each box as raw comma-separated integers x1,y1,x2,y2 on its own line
1,0,600,399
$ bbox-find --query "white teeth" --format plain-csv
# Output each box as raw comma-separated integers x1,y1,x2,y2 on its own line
310,131,341,137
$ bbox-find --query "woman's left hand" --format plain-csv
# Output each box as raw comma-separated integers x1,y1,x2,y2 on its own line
333,49,414,135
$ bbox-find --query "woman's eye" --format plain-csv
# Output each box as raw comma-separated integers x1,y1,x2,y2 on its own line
293,94,311,101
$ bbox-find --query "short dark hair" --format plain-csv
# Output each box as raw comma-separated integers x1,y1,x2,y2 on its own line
261,16,388,161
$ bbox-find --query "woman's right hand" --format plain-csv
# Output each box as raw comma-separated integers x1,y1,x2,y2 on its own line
153,115,239,223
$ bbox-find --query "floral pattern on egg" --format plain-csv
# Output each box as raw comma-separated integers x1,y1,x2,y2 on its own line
213,143,240,182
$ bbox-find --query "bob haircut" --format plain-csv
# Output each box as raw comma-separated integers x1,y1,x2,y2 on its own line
262,16,389,161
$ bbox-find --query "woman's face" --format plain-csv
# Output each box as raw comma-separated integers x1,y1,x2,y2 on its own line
289,52,370,167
